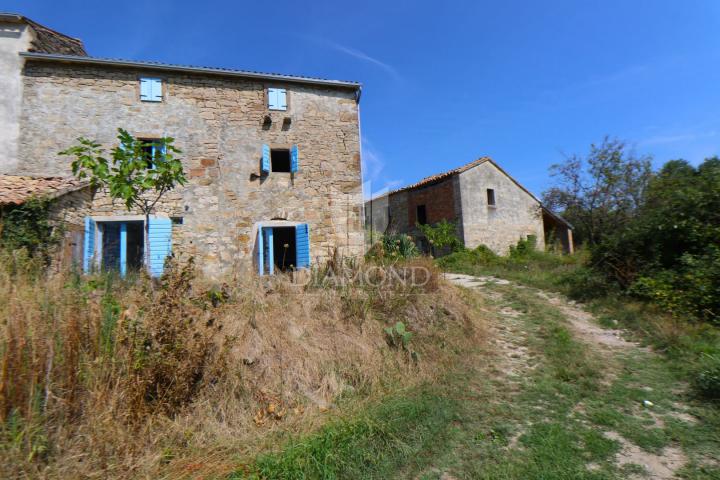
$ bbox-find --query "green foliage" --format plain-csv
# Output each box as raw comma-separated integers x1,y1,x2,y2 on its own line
693,353,720,400
366,233,419,261
385,321,413,349
509,235,537,258
60,128,187,272
0,197,60,263
241,389,456,480
591,158,720,322
542,136,653,246
417,219,463,256
60,129,187,215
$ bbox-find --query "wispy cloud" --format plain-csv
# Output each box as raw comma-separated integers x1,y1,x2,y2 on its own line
361,137,404,199
639,130,718,146
298,34,402,82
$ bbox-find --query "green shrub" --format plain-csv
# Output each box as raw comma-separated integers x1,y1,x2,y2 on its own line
560,266,616,302
629,249,720,323
365,233,419,261
509,235,537,259
417,219,463,256
0,197,60,264
693,354,720,399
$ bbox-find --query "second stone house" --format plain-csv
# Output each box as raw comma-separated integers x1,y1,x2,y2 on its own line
365,157,574,255
0,13,364,278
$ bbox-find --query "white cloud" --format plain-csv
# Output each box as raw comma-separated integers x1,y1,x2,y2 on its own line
361,137,404,199
639,130,717,146
298,34,402,82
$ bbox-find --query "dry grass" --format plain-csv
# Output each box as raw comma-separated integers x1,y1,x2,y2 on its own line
0,255,484,479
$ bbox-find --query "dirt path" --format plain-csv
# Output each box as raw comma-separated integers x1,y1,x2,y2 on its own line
444,272,689,480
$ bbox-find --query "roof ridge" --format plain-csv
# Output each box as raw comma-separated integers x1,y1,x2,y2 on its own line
21,52,362,88
387,156,491,194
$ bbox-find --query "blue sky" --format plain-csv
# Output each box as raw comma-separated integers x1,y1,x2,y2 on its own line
9,0,720,197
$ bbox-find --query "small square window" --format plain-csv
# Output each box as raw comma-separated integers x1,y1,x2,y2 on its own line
268,87,287,111
271,148,291,172
416,204,427,225
487,188,496,206
140,78,163,102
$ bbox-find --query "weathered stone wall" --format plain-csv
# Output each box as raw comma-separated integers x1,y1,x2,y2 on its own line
18,61,364,278
0,21,32,173
458,161,545,254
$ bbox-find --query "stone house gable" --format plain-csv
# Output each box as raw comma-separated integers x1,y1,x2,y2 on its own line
366,158,573,255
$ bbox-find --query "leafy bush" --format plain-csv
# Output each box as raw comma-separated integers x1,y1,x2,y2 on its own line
560,266,616,302
509,235,536,258
0,197,59,264
417,219,463,256
693,354,720,399
366,233,419,261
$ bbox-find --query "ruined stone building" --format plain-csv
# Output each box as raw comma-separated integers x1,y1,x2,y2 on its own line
0,13,364,278
365,157,574,254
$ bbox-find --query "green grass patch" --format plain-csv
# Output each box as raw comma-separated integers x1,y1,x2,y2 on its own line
236,388,458,479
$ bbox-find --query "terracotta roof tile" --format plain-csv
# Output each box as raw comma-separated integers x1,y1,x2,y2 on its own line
0,175,89,206
389,157,491,194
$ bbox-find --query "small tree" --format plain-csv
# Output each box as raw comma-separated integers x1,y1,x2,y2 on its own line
60,129,186,274
542,137,652,246
417,219,462,257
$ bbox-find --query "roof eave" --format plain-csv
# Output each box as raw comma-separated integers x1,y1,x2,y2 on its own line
20,52,362,90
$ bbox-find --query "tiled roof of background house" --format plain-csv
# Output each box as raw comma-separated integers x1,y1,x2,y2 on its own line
0,13,87,56
389,157,492,194
0,175,89,206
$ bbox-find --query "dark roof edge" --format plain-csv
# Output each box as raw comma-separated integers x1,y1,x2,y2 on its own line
20,52,363,90
0,13,84,42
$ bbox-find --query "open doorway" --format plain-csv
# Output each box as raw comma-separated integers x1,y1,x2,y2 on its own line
272,226,296,271
258,223,310,275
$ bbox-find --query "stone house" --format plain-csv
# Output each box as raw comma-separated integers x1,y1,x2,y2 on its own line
0,13,364,278
365,157,574,254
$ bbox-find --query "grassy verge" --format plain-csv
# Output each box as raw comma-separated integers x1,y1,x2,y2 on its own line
235,387,458,480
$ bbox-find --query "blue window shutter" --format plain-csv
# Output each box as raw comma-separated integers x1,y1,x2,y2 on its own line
147,217,172,277
83,217,96,274
264,227,274,275
268,88,287,110
268,88,278,109
262,144,270,173
290,145,299,173
257,224,264,275
140,78,162,102
295,223,310,269
140,78,151,101
150,79,162,101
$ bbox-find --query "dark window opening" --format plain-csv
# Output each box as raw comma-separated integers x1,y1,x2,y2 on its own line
416,204,427,225
271,149,291,172
272,226,296,271
139,138,164,168
487,188,496,206
100,221,144,272
126,222,145,269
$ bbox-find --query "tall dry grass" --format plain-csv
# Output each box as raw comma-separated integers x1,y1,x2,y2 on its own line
0,254,484,479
